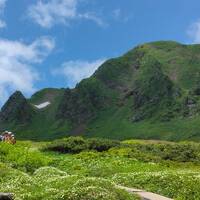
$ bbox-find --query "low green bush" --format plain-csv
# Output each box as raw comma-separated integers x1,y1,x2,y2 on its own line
108,147,162,162
87,138,120,152
46,137,88,153
0,142,52,173
66,177,137,200
0,166,139,200
122,141,200,163
45,137,120,153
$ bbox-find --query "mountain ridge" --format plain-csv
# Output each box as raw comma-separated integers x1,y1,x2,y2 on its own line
2,40,200,141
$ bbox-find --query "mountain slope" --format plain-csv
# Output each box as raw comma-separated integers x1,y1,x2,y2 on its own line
2,41,200,141
25,88,69,140
0,91,34,127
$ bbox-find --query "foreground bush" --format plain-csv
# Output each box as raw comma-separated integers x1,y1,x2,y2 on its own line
2,139,200,199
65,177,137,200
0,143,52,173
0,166,139,200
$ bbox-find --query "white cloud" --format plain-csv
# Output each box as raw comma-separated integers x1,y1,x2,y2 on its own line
52,59,106,87
0,0,7,28
187,19,200,43
0,37,55,105
28,0,106,28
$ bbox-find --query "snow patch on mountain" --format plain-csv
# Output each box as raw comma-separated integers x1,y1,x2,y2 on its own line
34,101,51,109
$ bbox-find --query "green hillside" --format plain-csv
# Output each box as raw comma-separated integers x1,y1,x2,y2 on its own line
2,41,200,141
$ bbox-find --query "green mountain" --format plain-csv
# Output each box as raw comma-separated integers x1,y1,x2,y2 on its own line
0,91,35,125
2,41,200,141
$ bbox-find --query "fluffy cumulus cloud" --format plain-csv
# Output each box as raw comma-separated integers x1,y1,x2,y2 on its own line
0,37,55,105
28,0,105,28
187,19,200,43
0,0,7,28
52,59,105,87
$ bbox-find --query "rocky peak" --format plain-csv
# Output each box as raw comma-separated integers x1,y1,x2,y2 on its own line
0,91,34,124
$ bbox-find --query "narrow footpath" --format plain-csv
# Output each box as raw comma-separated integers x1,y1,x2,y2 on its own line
117,186,173,200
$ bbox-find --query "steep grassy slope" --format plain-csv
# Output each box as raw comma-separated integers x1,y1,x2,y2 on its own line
2,41,200,140
0,88,70,140
25,88,71,140
0,91,35,132
84,41,200,141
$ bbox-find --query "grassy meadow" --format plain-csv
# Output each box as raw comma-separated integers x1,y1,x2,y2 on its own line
1,137,200,199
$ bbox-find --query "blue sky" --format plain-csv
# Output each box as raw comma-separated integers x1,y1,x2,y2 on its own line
0,0,200,105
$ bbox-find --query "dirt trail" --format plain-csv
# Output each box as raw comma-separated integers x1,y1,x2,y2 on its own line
117,186,173,200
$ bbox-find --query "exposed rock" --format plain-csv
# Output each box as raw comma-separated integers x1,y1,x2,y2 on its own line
0,193,13,200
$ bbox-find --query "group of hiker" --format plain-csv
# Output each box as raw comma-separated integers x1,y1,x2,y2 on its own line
0,131,16,144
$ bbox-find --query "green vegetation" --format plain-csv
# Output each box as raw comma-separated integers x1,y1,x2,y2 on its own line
44,137,120,153
132,55,175,122
3,41,200,141
1,137,200,199
0,91,35,125
56,78,113,124
0,142,52,173
112,172,200,200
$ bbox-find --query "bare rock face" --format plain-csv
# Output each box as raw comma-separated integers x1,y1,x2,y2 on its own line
0,193,13,200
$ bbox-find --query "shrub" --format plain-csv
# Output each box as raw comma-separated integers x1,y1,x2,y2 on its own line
57,177,138,200
87,138,120,152
0,142,52,173
108,147,161,162
122,141,200,163
45,137,120,154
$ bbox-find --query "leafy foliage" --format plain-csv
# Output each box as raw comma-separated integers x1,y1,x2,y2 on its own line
44,137,120,153
0,142,52,173
108,141,200,163
1,139,200,199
